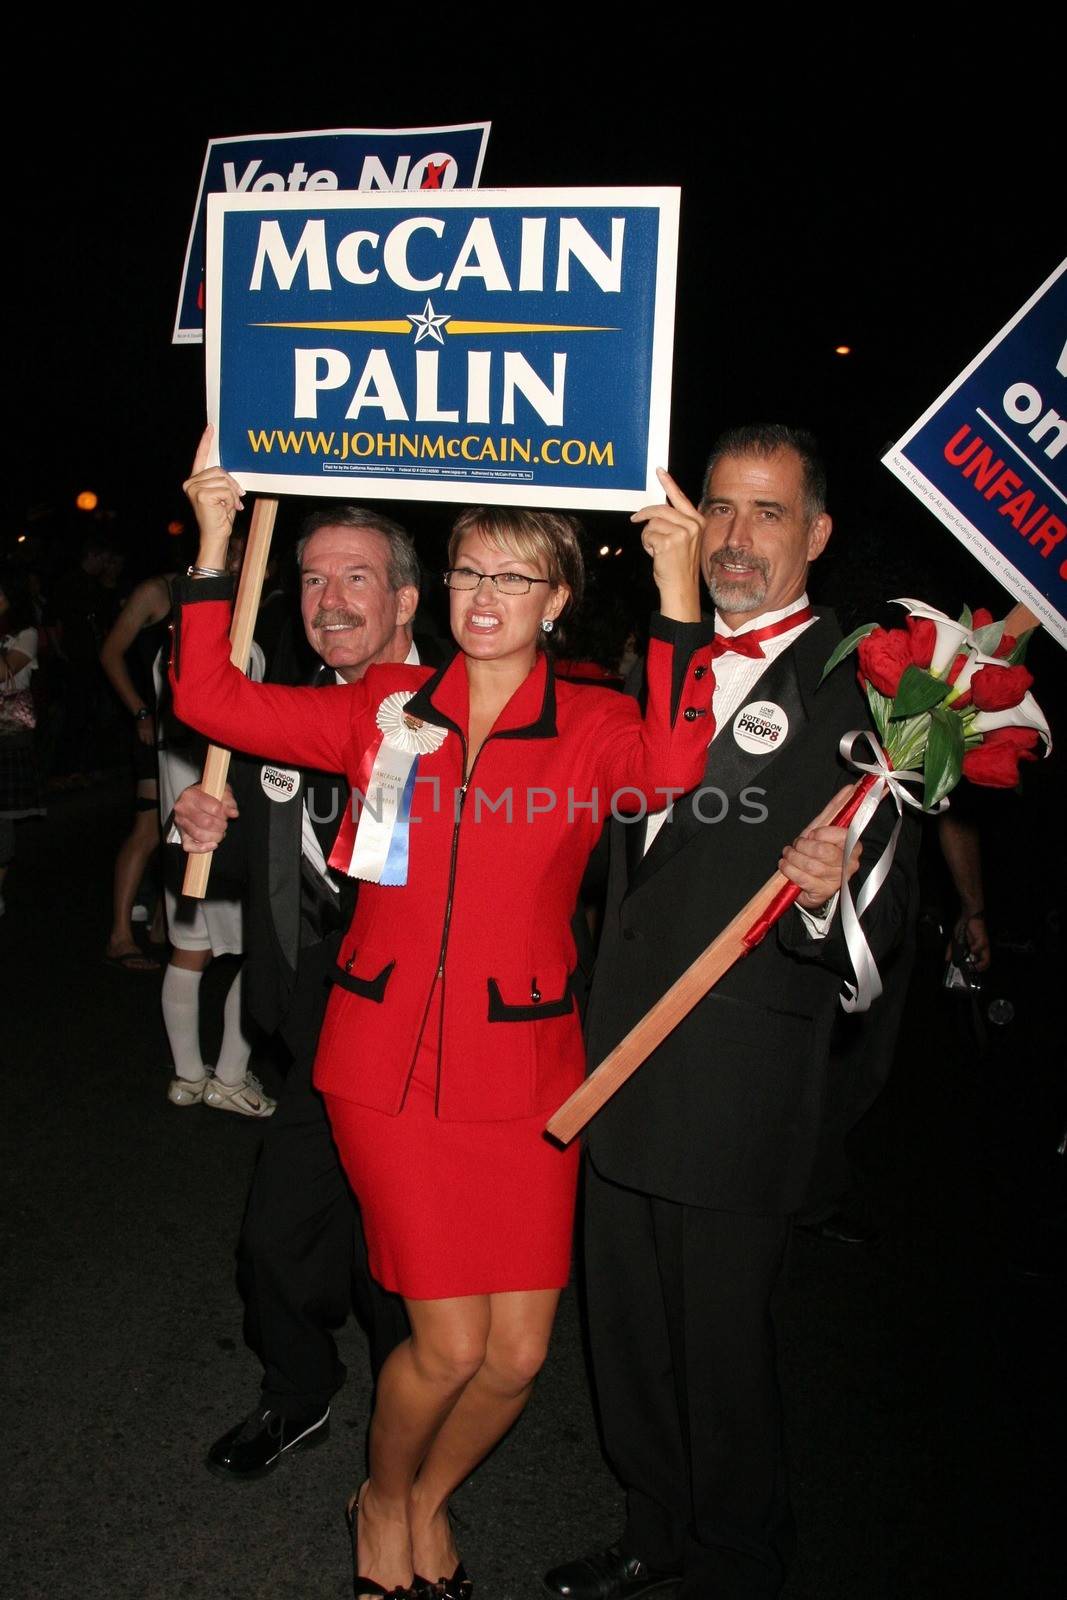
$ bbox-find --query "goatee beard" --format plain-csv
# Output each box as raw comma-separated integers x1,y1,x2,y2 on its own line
706,558,769,614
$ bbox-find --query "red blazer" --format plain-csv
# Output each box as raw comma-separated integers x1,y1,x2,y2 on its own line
171,585,715,1122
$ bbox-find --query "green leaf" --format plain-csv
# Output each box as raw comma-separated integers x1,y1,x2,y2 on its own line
971,621,1005,656
957,605,973,629
885,712,930,773
1007,627,1036,665
820,622,877,684
865,684,892,742
923,706,965,809
891,665,953,718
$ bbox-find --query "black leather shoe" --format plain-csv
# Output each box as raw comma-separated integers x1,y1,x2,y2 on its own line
542,1545,680,1599
797,1210,882,1247
206,1404,329,1481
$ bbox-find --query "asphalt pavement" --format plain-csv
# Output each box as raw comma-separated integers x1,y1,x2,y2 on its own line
3,778,1063,1600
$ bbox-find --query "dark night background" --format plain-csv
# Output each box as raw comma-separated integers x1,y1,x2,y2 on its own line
6,26,1065,1600
14,28,1064,627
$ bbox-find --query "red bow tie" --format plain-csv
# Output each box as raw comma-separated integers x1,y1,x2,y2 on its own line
710,607,814,660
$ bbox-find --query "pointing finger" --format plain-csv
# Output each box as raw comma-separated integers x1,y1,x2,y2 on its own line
191,425,215,476
655,468,700,519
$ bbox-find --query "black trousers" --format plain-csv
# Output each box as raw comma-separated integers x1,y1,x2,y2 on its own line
584,1161,794,1600
236,949,408,1415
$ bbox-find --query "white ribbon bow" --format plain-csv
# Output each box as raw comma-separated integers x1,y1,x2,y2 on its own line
836,730,943,1014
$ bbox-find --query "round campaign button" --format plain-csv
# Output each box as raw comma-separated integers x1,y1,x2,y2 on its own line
732,700,790,754
260,764,301,804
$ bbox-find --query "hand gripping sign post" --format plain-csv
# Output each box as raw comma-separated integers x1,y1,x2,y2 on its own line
183,186,680,895
549,265,1063,1143
181,490,278,899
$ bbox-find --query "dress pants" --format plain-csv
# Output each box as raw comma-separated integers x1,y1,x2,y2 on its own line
236,941,408,1415
584,1160,794,1599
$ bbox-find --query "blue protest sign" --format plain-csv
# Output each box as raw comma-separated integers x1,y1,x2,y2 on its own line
204,188,679,511
174,124,490,344
884,259,1066,647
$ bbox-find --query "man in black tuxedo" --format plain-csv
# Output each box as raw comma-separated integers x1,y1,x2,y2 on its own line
174,505,440,1481
545,427,915,1599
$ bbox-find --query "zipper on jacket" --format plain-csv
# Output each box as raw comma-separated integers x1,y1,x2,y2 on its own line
400,735,486,1110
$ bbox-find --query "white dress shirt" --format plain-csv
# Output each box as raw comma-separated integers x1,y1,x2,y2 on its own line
643,596,836,936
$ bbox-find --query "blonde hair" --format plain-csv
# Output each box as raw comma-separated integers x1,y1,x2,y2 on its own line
448,506,585,617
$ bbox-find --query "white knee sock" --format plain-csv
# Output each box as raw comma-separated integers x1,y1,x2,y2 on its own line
162,964,205,1081
213,968,253,1087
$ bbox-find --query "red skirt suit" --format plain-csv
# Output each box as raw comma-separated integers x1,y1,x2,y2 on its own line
171,580,715,1297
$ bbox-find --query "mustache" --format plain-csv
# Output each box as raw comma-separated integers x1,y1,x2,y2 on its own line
312,610,365,630
708,550,771,579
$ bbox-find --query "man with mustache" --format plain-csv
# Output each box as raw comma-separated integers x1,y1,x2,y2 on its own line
546,426,915,1600
173,506,439,1481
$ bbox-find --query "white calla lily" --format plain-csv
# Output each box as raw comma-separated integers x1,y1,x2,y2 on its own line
892,598,972,674
968,690,1052,750
947,650,1003,697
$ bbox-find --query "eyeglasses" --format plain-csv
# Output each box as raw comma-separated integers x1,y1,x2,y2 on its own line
443,567,553,596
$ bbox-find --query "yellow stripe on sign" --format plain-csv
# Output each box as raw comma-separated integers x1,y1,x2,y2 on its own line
252,321,414,333
444,322,618,334
252,320,618,335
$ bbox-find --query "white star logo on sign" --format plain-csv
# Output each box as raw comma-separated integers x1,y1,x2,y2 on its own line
406,298,449,345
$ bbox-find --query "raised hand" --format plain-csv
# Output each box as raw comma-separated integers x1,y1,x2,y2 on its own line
183,426,246,564
631,468,703,622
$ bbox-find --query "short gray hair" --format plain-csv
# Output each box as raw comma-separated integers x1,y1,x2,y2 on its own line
295,505,420,591
700,424,827,522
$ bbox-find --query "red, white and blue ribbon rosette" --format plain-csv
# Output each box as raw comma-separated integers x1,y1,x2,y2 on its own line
329,692,447,885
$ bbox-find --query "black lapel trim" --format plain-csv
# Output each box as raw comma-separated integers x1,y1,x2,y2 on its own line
399,655,559,742
790,607,841,716
490,657,558,741
399,659,463,738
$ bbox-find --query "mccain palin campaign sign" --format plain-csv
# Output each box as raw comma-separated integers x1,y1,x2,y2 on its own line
203,188,680,511
884,258,1066,649
174,124,491,344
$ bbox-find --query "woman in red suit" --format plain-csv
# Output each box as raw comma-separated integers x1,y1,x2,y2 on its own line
175,432,715,1599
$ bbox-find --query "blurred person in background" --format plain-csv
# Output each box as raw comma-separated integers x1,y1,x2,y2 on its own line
0,564,45,917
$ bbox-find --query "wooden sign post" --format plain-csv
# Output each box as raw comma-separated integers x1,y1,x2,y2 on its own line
181,494,279,898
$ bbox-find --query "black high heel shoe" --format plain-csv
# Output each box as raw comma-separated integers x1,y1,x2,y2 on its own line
412,1565,473,1600
346,1492,417,1600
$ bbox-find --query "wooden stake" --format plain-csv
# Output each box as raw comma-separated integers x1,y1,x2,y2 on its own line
546,780,869,1145
1003,602,1040,638
181,495,278,899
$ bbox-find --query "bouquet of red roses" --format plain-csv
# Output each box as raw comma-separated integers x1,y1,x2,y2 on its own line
821,599,1051,807
547,600,1053,1140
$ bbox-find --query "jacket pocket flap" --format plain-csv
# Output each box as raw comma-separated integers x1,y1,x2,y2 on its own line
487,969,575,1022
331,956,395,1003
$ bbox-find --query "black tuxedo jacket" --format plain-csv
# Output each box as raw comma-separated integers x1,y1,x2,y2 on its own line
226,740,353,1046
585,610,917,1216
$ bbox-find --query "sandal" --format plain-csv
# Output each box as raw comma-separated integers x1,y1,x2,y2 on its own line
346,1492,417,1600
104,946,161,973
413,1564,473,1598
